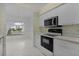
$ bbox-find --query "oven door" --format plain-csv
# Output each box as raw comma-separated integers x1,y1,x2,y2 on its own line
41,35,53,52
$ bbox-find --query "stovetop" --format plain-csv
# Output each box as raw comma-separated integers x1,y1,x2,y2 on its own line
45,34,57,37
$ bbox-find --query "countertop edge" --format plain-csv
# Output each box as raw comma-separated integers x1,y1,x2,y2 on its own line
54,36,79,44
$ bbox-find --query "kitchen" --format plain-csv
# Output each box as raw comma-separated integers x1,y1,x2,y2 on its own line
34,3,79,56
0,3,79,56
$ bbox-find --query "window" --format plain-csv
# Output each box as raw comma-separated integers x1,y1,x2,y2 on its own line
8,22,24,35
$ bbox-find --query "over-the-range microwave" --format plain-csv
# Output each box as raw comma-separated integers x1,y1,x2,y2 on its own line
44,16,58,27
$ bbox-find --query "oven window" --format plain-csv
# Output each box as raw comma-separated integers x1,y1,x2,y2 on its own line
41,36,53,52
43,38,49,44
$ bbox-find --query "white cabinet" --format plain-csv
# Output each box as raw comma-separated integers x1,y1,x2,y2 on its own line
40,3,79,26
40,16,44,27
34,33,41,48
54,39,79,56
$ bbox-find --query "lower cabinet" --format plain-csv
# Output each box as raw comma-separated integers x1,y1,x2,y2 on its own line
34,34,41,48
54,39,79,56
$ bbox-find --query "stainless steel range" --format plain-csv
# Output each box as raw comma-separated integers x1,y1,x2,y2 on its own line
41,28,62,56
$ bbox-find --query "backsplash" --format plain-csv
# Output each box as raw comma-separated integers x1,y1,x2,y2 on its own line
40,27,48,33
63,24,79,38
39,24,79,38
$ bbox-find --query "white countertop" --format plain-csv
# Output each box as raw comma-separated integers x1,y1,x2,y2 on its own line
54,36,79,44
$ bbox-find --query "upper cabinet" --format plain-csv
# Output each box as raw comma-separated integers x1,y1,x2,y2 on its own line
40,3,79,26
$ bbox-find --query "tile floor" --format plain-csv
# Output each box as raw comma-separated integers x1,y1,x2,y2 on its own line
6,35,43,56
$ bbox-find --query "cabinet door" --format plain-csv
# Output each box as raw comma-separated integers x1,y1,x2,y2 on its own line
54,39,79,56
40,4,79,25
40,16,45,27
34,34,41,48
58,3,79,25
54,39,70,56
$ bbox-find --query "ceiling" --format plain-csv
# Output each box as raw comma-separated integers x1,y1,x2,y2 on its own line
5,3,47,12
4,3,47,18
4,3,47,23
15,3,47,12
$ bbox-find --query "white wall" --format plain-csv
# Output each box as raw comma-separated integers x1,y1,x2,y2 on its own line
0,4,6,36
4,4,33,40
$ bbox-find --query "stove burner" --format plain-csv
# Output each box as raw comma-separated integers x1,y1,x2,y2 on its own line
45,34,57,37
